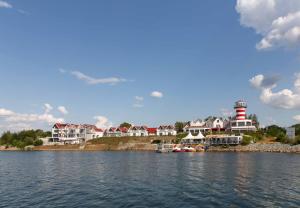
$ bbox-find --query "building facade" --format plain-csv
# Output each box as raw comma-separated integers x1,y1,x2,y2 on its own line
157,125,177,136
51,123,104,144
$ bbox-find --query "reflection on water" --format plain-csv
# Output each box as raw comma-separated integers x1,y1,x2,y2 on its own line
0,152,299,208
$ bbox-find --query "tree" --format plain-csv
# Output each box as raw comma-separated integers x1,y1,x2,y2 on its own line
0,129,49,148
248,114,259,128
119,122,132,129
265,125,286,137
34,139,43,146
175,121,187,133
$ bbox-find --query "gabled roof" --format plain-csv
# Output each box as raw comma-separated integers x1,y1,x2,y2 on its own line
158,125,175,130
116,127,128,133
94,128,103,132
147,128,157,134
53,123,67,129
131,125,148,131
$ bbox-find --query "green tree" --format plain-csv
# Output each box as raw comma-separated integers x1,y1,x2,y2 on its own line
119,122,132,129
33,139,43,146
265,125,286,137
175,121,187,133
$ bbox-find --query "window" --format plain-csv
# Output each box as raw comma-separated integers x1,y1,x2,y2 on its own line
238,122,245,127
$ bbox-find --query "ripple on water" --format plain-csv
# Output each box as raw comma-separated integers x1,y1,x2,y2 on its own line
0,152,299,208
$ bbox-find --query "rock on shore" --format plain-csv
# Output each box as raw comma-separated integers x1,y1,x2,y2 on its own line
207,143,300,153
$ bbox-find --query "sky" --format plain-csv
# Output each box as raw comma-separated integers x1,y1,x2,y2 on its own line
1,0,300,132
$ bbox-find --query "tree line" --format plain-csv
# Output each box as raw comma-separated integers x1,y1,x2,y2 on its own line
0,129,51,149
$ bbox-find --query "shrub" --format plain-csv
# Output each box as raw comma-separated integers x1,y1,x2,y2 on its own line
241,135,252,145
34,139,43,146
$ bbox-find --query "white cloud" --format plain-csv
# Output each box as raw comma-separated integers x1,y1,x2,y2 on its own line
0,108,14,116
0,104,65,133
293,115,300,122
94,116,112,129
44,103,53,114
236,0,300,50
0,1,12,8
57,106,68,115
135,96,144,101
250,73,300,109
71,71,127,85
151,91,163,98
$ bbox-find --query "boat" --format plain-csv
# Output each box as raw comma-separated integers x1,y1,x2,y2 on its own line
156,143,174,153
172,145,184,152
182,146,196,152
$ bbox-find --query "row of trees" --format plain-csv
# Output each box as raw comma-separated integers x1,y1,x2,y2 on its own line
0,129,51,149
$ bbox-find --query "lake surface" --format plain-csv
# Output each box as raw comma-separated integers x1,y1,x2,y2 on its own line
0,152,299,208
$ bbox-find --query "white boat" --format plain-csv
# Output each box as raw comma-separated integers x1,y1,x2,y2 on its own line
182,146,196,152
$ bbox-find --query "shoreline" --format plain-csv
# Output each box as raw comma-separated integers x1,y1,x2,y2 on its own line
1,143,300,153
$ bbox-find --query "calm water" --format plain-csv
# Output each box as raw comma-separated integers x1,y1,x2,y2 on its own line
0,152,299,208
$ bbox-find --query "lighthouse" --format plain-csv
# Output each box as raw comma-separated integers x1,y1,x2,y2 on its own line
230,100,256,131
234,100,247,120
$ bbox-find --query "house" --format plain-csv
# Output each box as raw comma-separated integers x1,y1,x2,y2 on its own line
128,126,148,136
51,123,104,144
147,128,157,136
157,125,177,136
183,119,210,134
105,127,128,137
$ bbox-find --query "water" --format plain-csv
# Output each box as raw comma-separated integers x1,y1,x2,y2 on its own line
0,152,299,208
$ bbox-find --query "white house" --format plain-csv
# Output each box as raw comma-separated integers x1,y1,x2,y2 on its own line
205,117,224,129
51,123,104,144
105,127,129,137
128,126,148,136
183,119,210,134
157,125,177,136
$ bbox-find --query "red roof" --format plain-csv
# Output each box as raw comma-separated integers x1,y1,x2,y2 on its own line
147,128,157,134
53,123,67,129
95,128,103,132
118,127,128,133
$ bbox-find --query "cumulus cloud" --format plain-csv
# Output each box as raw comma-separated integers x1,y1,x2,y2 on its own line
94,116,112,129
71,71,127,85
0,1,12,8
151,91,163,98
293,115,300,122
44,103,53,114
250,74,280,89
0,107,64,124
250,73,300,109
0,104,66,132
57,106,68,115
236,0,300,50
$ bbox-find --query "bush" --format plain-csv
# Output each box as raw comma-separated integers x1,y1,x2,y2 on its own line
34,139,43,146
241,135,252,145
276,132,288,143
0,130,48,148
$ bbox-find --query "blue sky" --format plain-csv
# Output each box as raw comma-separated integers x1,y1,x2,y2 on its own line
1,0,300,131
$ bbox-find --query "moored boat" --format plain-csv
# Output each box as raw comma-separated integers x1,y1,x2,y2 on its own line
182,146,196,152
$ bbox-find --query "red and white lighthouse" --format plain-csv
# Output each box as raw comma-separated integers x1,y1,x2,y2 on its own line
234,100,247,120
